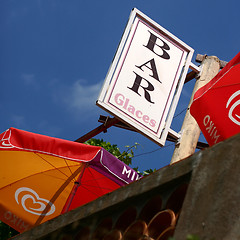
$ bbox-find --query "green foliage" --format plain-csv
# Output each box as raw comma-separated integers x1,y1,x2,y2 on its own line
186,235,200,240
141,168,157,176
0,221,18,240
168,234,200,240
85,138,155,176
85,138,138,166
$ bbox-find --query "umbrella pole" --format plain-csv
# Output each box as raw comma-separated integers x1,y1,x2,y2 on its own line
62,164,88,213
170,55,221,164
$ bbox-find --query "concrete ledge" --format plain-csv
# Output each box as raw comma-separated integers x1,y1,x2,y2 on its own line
174,133,240,240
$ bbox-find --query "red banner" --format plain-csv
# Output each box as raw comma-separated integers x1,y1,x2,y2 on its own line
190,52,240,146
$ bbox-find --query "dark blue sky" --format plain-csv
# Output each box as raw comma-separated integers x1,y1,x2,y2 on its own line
1,0,239,171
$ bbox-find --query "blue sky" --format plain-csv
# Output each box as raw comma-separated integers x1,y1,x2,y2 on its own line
1,0,239,172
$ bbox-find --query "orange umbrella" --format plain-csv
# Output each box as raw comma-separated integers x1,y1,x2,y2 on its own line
0,128,140,233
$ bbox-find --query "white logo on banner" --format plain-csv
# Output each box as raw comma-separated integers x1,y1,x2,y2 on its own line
15,187,56,216
0,141,12,148
0,129,13,149
226,90,240,126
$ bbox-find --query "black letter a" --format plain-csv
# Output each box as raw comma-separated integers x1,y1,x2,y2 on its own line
136,58,161,83
128,72,155,104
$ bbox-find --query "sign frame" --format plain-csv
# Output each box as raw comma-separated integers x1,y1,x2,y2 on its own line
97,8,194,146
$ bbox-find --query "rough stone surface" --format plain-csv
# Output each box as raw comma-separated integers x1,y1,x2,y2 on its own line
174,133,240,240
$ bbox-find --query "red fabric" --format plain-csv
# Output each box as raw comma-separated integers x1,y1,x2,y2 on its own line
1,127,101,161
190,52,240,146
64,166,120,212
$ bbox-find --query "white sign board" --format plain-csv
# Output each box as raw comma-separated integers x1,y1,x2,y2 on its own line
97,8,194,146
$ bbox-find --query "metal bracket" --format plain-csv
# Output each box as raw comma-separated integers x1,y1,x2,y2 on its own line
76,115,208,149
184,62,201,83
189,62,200,73
189,62,202,79
175,130,182,146
168,128,181,141
103,116,110,133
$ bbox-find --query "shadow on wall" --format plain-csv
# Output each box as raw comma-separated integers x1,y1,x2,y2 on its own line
61,183,188,240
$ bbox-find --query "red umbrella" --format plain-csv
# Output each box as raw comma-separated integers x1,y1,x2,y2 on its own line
0,128,140,233
190,52,240,146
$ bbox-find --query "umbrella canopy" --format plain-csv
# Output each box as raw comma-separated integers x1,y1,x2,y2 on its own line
0,128,140,233
190,52,240,146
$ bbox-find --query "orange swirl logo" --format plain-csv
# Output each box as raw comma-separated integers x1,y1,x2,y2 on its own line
15,187,56,216
226,90,240,126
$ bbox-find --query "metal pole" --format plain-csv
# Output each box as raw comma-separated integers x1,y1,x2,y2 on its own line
170,56,220,164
